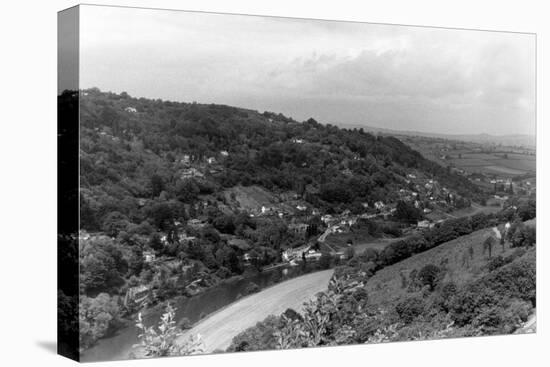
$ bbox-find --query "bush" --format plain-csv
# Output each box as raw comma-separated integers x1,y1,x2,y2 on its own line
417,264,441,291
486,256,507,271
511,226,536,248
395,297,425,324
244,282,260,295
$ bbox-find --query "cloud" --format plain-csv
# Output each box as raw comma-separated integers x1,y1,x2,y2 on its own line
79,5,535,135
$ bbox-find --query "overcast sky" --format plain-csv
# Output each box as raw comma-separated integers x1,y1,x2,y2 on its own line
80,5,535,136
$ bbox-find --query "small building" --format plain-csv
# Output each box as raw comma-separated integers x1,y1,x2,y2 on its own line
124,106,138,113
124,285,150,307
178,232,196,244
243,252,260,263
206,157,216,164
181,168,204,180
220,150,229,157
304,249,322,261
374,201,385,210
228,238,251,252
296,205,307,211
292,138,305,144
282,245,310,262
288,222,309,234
187,218,206,229
143,251,156,263
417,220,431,229
181,155,191,164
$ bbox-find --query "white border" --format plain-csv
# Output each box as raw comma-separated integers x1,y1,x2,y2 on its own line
0,1,546,366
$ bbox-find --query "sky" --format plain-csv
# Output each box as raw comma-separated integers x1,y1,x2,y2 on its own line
80,5,536,136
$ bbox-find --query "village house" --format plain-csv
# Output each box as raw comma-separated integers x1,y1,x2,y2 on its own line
187,218,206,229
178,232,196,244
124,284,150,307
220,150,229,157
228,238,251,252
243,252,260,263
181,167,204,180
143,251,156,263
282,244,310,262
304,249,322,261
296,205,307,211
374,201,385,210
206,157,216,164
288,222,309,235
291,138,305,144
124,106,138,113
180,154,191,165
417,220,432,229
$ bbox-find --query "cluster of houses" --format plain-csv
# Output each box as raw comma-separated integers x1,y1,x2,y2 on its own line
281,244,322,264
177,150,231,180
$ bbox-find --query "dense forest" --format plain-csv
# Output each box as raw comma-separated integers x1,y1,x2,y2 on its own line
80,88,482,233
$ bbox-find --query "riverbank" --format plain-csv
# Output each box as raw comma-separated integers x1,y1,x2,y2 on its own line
80,264,331,362
176,269,335,353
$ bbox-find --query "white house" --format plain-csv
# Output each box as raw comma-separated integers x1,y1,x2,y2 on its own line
125,106,138,113
417,220,431,229
143,251,156,263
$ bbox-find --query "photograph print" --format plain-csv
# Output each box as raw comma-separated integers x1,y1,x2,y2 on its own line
58,4,536,362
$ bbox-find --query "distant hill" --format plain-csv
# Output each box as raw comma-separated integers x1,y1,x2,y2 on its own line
338,123,535,148
78,88,484,232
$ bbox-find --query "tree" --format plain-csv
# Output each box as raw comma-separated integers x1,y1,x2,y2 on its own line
79,293,121,349
394,200,422,223
80,236,127,294
483,237,495,258
150,174,165,197
417,264,441,291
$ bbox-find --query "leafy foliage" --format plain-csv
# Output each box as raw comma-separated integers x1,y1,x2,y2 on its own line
133,304,204,358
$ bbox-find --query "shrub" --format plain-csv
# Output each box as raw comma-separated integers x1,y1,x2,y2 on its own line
133,305,204,358
417,264,441,291
244,282,260,295
486,256,506,271
395,297,425,324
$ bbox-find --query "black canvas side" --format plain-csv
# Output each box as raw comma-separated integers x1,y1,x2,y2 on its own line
57,5,80,362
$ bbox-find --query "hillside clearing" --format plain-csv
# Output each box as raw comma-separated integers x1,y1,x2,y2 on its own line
365,219,535,306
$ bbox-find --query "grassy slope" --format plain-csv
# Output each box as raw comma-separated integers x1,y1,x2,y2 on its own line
177,269,334,352
365,219,535,307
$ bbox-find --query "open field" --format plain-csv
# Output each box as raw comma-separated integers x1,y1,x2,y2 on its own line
399,135,535,178
177,269,334,352
223,185,279,211
365,219,535,307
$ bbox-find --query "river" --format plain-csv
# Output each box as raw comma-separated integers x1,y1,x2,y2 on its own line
80,265,313,362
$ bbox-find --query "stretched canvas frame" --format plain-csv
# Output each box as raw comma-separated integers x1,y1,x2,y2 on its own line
58,4,536,362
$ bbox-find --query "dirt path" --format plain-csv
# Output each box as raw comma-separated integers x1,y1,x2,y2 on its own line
177,269,334,353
